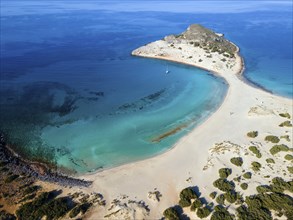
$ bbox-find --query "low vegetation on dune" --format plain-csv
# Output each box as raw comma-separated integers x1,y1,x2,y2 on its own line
218,168,232,178
265,135,280,143
249,146,262,158
230,157,243,167
163,127,293,220
279,120,292,127
247,131,258,138
269,144,289,155
279,113,291,119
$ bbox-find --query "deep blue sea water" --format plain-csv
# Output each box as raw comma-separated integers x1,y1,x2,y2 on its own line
1,1,292,173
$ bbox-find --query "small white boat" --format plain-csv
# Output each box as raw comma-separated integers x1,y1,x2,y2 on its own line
165,65,170,74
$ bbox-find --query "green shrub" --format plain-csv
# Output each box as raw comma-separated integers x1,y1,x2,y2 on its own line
35,197,73,220
284,154,293,161
279,113,291,119
0,210,16,220
224,190,237,203
256,185,271,194
270,177,290,193
163,207,180,220
18,193,37,203
179,187,198,200
16,191,56,220
270,144,289,155
190,199,203,211
209,192,217,199
178,187,198,208
240,183,248,190
213,178,235,192
244,192,293,219
247,131,258,138
265,135,280,143
216,194,225,205
279,121,292,127
196,207,211,219
211,211,233,220
251,162,261,171
266,158,275,164
288,166,293,174
23,186,40,196
218,168,232,179
243,172,252,179
179,198,191,207
236,204,272,220
69,202,92,218
5,175,19,183
230,157,243,166
249,146,262,158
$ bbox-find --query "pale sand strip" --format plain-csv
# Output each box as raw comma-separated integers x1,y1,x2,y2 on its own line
80,38,292,219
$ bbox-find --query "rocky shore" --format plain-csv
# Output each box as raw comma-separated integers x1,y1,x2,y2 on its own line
0,134,91,188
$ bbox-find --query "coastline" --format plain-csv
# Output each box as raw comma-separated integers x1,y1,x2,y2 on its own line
79,31,292,218
1,25,292,219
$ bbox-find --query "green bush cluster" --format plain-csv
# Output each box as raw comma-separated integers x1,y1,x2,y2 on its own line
279,113,291,119
288,166,293,174
243,191,293,219
247,131,258,138
279,121,292,127
270,177,292,193
251,162,261,171
266,158,275,164
230,157,243,167
163,207,180,220
196,207,211,219
256,185,271,194
69,202,92,218
284,154,293,161
213,178,235,192
243,172,252,179
249,146,262,158
218,168,232,179
16,191,56,220
35,197,73,220
23,186,40,196
211,207,233,220
0,210,16,220
5,174,19,183
178,187,198,207
216,194,225,205
270,144,289,155
265,135,280,143
209,192,217,199
224,190,237,203
190,199,203,211
240,183,248,190
236,204,272,220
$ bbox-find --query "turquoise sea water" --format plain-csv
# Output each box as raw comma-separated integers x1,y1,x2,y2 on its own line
1,1,292,173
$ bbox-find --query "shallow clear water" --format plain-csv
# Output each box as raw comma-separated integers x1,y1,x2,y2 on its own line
1,1,292,173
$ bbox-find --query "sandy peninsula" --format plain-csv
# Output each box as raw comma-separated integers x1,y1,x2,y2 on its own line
77,24,292,219
1,24,292,219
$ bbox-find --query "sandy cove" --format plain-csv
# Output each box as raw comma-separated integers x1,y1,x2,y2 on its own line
79,33,293,219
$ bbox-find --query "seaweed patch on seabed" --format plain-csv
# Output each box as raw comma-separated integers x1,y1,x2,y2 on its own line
0,81,80,165
117,89,166,113
151,124,188,143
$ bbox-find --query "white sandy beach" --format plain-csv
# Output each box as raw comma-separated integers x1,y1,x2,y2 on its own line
78,30,293,219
